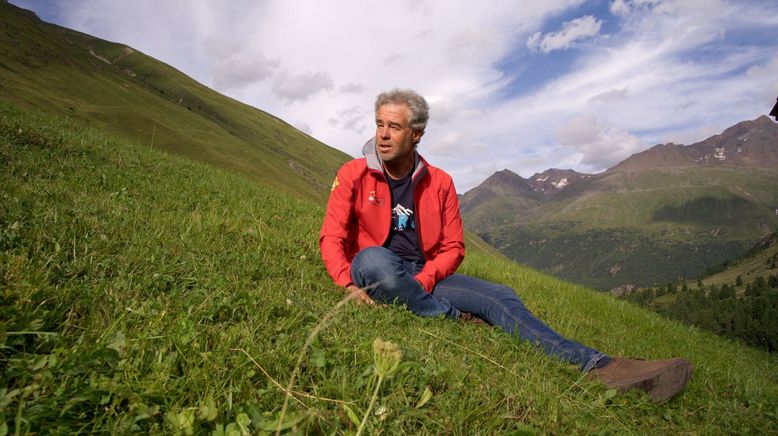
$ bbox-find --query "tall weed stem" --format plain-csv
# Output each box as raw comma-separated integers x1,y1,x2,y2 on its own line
276,285,375,435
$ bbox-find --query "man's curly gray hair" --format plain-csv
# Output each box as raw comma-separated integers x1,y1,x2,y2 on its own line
374,89,430,136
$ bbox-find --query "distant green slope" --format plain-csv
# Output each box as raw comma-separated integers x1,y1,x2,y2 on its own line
701,233,778,288
0,1,349,201
2,102,777,434
480,167,778,289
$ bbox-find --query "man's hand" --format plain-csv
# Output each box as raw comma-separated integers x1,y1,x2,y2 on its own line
347,285,375,305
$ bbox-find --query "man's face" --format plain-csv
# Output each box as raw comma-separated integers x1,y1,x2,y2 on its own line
375,103,421,164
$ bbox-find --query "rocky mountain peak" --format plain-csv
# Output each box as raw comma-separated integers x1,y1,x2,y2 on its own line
609,115,778,172
528,168,592,198
476,169,536,196
459,169,540,214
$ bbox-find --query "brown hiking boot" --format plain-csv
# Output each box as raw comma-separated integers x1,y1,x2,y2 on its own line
587,357,692,403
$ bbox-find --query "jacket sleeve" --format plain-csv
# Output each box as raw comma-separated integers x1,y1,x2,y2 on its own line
319,164,357,287
414,176,465,292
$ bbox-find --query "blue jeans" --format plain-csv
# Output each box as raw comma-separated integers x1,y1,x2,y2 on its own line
350,246,610,372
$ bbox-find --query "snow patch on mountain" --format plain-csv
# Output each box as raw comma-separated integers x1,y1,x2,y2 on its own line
552,178,569,189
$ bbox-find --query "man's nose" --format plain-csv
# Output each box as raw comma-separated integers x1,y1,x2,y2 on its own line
378,126,390,138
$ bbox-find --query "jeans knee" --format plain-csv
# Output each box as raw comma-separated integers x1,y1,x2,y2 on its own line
493,284,519,299
353,247,394,273
493,285,529,311
354,246,391,263
351,247,402,287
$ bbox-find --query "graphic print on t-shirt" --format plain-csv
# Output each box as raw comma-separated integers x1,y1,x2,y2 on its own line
392,204,415,231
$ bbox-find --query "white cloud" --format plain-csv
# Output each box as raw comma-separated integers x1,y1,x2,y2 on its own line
211,55,279,91
340,83,365,94
746,56,778,97
555,114,642,168
609,0,662,16
9,0,778,191
589,88,628,103
271,71,334,103
295,122,313,136
609,0,631,16
329,106,369,135
527,15,603,53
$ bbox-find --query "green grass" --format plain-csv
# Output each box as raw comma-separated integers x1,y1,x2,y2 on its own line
2,103,778,434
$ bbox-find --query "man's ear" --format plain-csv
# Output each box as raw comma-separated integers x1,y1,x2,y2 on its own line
412,129,423,144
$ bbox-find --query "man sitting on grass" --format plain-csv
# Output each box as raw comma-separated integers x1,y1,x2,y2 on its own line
319,88,692,402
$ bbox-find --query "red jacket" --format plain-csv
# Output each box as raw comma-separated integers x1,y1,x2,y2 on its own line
319,139,465,292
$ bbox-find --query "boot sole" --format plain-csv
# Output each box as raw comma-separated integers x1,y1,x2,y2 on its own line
614,358,692,403
646,358,692,402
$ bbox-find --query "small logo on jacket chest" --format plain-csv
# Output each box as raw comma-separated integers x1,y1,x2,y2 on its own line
368,190,385,206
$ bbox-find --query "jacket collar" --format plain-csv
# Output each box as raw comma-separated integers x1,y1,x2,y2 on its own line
362,137,428,181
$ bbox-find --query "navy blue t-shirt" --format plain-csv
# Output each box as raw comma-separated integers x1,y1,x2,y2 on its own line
384,171,426,264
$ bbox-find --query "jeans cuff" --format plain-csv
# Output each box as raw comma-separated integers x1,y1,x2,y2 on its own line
581,352,611,373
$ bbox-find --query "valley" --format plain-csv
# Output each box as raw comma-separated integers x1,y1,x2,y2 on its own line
462,117,778,289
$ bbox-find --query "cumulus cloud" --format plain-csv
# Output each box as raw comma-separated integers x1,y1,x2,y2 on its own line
527,15,603,53
16,0,778,191
589,87,628,103
609,0,662,17
746,56,778,97
329,106,369,135
425,131,489,156
203,39,279,91
426,97,461,124
382,54,405,66
211,55,279,91
609,0,632,16
271,71,334,102
555,114,642,169
295,122,313,135
340,83,365,93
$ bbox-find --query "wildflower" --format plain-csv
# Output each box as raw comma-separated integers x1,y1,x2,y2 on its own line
358,338,403,435
373,338,401,377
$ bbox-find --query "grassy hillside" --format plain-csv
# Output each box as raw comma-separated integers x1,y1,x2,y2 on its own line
480,166,778,289
701,235,778,288
528,168,778,233
3,103,778,433
0,1,349,202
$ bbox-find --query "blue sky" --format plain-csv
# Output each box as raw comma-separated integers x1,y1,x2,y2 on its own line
10,0,778,191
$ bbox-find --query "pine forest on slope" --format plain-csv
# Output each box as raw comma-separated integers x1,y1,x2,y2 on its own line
618,232,778,352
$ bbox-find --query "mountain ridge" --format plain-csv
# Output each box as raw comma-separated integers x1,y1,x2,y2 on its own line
461,115,778,289
528,168,592,199
609,115,778,173
458,169,544,229
465,114,778,204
